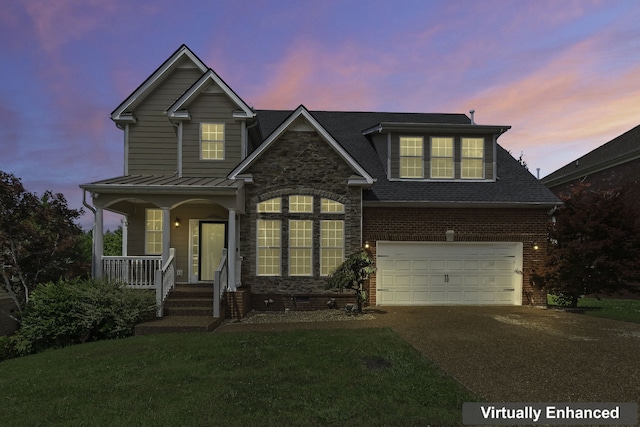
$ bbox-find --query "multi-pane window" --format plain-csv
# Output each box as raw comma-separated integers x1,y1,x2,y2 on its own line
320,220,344,276
321,198,344,213
289,220,312,276
430,137,454,178
399,137,424,178
257,219,281,276
257,198,281,213
145,209,163,255
289,195,313,213
461,138,484,179
201,123,225,160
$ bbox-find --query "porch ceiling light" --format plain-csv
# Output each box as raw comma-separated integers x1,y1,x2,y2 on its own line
174,217,181,228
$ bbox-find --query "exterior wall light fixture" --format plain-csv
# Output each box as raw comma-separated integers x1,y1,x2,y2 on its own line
174,217,181,228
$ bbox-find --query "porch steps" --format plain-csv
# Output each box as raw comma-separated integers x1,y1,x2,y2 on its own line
135,283,221,335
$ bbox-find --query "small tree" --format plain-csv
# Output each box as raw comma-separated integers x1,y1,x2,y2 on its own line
325,250,376,313
541,183,640,307
0,171,85,313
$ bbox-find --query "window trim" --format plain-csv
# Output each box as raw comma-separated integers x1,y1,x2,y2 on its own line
461,137,485,179
320,219,344,277
256,219,281,276
399,136,424,179
200,122,225,161
145,208,163,255
429,136,454,179
288,219,313,276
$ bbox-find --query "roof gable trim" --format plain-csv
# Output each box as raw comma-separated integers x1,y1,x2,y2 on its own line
111,45,208,122
229,105,374,184
167,69,255,120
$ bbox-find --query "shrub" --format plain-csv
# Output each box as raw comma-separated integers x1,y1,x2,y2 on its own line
14,279,155,356
0,335,18,362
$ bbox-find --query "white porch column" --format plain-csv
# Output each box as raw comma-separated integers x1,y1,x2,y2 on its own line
162,207,171,265
227,208,236,291
95,206,104,279
121,216,128,256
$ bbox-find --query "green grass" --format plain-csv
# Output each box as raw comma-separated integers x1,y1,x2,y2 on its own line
547,295,640,323
0,328,476,426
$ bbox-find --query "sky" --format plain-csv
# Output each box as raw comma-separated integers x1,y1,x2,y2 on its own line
1,0,640,230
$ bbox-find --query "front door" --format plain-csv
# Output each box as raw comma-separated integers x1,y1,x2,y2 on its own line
189,220,227,282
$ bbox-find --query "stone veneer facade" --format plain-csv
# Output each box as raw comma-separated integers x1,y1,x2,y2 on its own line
239,129,362,296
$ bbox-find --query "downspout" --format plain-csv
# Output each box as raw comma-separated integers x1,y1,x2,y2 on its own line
82,189,97,278
244,119,259,160
171,122,183,177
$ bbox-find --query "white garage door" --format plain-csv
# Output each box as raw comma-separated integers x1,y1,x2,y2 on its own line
376,242,522,305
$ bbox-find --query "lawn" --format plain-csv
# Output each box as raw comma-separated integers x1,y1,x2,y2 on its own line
0,328,476,426
547,295,640,324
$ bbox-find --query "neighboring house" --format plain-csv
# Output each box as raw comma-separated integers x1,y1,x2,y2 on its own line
542,124,640,214
80,45,560,317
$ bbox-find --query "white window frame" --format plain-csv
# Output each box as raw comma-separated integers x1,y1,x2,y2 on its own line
399,136,424,178
461,137,485,179
289,220,313,276
257,219,281,276
200,122,225,160
430,137,454,179
145,208,163,255
320,220,344,276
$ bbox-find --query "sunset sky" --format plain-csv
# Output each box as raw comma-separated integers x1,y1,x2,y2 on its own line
2,0,639,230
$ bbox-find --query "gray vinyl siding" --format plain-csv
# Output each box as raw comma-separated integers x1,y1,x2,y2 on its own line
128,67,202,175
485,137,494,178
389,133,400,178
182,93,242,177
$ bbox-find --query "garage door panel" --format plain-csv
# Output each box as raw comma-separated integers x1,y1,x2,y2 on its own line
377,242,522,306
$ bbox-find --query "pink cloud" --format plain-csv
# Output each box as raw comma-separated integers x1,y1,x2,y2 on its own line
249,40,391,111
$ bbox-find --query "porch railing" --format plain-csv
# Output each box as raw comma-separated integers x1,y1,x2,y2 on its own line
102,249,175,317
155,248,176,317
102,255,162,288
213,249,228,318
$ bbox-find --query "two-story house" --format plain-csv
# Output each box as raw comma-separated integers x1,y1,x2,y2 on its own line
81,45,560,318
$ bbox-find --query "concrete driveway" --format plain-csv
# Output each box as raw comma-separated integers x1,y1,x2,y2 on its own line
373,306,640,403
218,305,640,404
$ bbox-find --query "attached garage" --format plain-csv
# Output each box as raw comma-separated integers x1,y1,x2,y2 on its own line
376,242,523,305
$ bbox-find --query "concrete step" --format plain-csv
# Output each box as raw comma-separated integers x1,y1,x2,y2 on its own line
135,316,222,335
164,298,213,308
164,306,213,316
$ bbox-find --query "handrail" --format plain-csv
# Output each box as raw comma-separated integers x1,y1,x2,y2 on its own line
213,249,228,318
155,248,176,317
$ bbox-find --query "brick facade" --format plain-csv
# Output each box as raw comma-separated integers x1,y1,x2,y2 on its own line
362,207,550,306
548,157,640,215
240,129,362,296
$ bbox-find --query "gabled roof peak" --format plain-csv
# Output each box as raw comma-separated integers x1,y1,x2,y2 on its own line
111,44,208,123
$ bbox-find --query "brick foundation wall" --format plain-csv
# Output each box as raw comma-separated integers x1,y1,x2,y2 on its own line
225,289,251,319
251,292,357,312
363,206,550,306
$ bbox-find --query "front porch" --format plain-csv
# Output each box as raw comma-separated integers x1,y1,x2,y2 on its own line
81,175,248,321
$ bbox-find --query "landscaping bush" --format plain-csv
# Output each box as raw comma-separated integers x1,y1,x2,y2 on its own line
0,335,18,362
13,279,155,356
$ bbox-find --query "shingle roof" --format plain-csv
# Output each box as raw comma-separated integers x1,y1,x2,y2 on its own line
542,124,640,188
256,110,560,206
80,175,242,193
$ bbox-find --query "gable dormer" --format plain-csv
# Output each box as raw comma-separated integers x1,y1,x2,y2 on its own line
362,122,510,182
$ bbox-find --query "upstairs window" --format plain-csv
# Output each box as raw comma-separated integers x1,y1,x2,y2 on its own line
201,123,225,160
399,137,424,178
430,137,454,179
461,138,484,179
